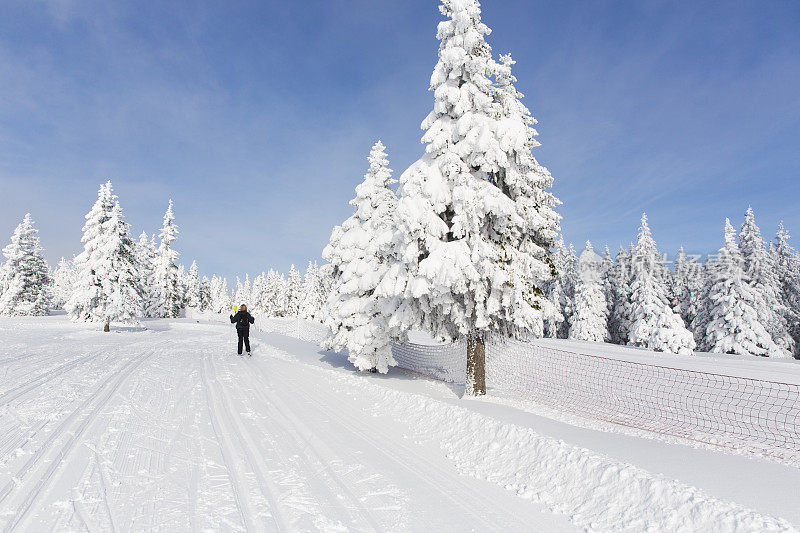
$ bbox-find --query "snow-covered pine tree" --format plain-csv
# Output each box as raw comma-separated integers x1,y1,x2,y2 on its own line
671,247,693,325
608,245,633,345
234,274,251,308
209,275,231,314
285,265,302,317
386,0,560,394
317,263,335,313
689,261,713,351
184,261,201,309
67,182,142,329
249,272,267,315
628,214,695,355
705,219,783,357
299,261,325,321
261,269,285,317
155,200,181,318
322,141,403,372
569,242,608,342
199,276,212,311
739,208,793,356
601,245,614,331
545,238,576,339
51,257,76,310
773,222,800,357
0,213,50,316
134,232,160,318
176,264,188,310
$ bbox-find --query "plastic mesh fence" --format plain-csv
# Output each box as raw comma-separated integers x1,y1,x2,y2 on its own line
253,316,800,461
394,337,800,461
391,341,467,384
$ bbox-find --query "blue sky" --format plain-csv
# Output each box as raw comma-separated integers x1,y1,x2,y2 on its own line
1,0,798,279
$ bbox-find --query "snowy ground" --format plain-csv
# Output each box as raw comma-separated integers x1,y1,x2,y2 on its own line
0,315,798,532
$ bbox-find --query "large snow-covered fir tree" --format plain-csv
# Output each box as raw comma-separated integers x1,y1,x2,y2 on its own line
738,208,793,356
51,257,76,310
569,242,608,342
627,214,695,355
0,213,50,316
386,0,560,394
67,182,142,329
155,200,181,318
322,141,403,373
705,219,783,357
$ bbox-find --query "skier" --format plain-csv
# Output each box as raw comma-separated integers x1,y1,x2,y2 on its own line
230,304,255,356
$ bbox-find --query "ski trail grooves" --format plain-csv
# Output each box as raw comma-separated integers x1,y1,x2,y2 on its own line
257,355,510,531
199,354,255,531
2,349,156,532
206,353,289,532
234,358,385,531
0,350,104,404
201,352,289,532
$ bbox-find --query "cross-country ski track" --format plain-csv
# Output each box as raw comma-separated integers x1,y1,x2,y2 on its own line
0,316,798,532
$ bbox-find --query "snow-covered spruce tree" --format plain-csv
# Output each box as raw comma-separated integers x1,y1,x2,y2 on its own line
318,262,335,304
388,0,560,395
176,264,188,310
300,261,326,321
321,141,403,373
263,270,287,317
247,272,263,314
51,257,76,310
155,200,181,318
739,208,793,356
199,276,212,311
671,247,694,325
134,232,160,318
209,275,231,314
773,223,800,357
285,265,302,317
601,246,614,330
705,219,783,357
0,213,50,316
569,242,608,342
545,238,576,339
607,245,633,345
689,261,713,351
234,274,251,308
184,261,201,309
628,214,695,354
67,182,142,330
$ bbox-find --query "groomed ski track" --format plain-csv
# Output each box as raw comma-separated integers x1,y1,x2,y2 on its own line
0,315,797,532
0,316,571,532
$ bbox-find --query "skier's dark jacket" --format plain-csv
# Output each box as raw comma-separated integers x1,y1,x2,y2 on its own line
230,310,255,331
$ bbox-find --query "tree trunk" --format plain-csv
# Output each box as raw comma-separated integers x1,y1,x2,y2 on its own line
466,332,486,396
104,318,110,332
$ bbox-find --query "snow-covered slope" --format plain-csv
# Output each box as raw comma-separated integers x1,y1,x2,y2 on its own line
0,315,797,531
